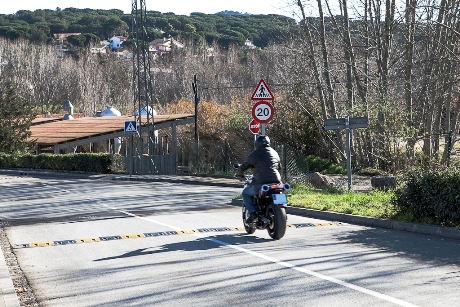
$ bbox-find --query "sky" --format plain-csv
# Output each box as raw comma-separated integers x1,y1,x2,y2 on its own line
0,0,299,18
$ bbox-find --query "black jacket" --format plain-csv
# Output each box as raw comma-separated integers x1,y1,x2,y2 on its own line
236,146,282,185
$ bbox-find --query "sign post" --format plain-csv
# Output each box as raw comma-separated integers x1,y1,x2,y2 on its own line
251,79,274,136
324,116,368,191
124,120,137,177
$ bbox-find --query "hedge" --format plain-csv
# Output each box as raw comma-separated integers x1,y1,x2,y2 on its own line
0,153,115,174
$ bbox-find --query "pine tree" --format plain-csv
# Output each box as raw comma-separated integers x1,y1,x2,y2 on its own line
0,83,36,153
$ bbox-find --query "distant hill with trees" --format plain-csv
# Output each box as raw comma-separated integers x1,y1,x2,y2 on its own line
0,8,298,48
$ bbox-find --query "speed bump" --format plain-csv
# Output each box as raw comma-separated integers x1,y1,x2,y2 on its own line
13,222,344,249
30,241,54,247
122,234,146,239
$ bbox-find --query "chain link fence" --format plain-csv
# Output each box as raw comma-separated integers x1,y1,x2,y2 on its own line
173,139,310,183
116,129,460,180
115,127,314,182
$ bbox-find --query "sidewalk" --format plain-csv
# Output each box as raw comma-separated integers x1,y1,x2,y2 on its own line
0,247,19,307
1,168,460,306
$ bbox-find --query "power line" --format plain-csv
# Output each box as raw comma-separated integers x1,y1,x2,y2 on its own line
200,82,315,91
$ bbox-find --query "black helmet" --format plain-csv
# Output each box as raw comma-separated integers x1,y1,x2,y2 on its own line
255,135,270,148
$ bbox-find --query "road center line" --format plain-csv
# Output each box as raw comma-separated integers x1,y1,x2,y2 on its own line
105,205,420,307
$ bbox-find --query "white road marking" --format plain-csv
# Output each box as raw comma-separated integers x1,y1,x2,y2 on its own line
104,205,420,307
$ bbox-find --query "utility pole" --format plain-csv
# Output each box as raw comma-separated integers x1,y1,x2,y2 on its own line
132,0,155,173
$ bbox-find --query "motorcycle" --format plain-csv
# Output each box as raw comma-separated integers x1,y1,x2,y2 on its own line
234,164,290,240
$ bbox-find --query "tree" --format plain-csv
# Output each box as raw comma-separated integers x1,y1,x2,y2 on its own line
66,34,86,48
0,83,36,153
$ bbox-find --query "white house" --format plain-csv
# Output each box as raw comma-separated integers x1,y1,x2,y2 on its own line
242,39,257,50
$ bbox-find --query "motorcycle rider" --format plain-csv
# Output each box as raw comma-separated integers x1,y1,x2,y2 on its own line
234,135,282,223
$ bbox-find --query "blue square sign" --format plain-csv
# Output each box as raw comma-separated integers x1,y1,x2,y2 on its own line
124,121,137,134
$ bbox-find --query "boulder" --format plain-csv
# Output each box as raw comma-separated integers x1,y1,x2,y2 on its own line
371,175,396,190
305,172,335,189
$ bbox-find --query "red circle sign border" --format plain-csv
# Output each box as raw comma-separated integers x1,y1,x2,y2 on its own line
252,100,274,124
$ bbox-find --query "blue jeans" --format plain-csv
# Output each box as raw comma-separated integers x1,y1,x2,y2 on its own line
242,184,261,214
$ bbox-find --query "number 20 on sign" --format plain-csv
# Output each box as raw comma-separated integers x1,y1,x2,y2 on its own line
252,100,274,124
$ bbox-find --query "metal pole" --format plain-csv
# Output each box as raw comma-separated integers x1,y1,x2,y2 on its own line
447,130,452,167
261,123,266,136
346,116,352,191
283,143,287,183
192,75,199,173
129,135,133,176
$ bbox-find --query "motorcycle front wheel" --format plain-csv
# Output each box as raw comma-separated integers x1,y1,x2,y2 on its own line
242,204,256,234
266,202,287,240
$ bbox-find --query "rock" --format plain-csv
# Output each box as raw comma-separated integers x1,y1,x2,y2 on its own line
305,172,335,189
371,175,396,190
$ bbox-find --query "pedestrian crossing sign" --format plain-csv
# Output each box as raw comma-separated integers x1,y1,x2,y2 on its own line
251,79,274,100
124,121,137,134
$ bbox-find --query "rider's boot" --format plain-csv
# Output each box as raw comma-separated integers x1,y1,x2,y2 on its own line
246,212,257,223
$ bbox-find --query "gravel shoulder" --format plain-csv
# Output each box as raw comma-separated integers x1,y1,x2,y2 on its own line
330,175,373,192
1,222,39,306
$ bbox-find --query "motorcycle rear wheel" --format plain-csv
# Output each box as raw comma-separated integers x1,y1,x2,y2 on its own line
242,204,256,234
266,202,287,240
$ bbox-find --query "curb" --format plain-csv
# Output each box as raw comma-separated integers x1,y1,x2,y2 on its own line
231,199,460,241
0,248,20,307
0,169,101,180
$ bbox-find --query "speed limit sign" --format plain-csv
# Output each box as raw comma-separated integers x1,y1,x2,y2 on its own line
252,100,274,123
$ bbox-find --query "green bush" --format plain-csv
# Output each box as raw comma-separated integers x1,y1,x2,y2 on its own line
393,167,460,226
304,155,346,175
0,153,114,174
355,168,386,176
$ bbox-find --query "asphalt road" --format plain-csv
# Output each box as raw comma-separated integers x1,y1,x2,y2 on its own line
1,173,460,307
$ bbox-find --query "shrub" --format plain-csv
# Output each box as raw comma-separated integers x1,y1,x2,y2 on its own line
355,168,386,176
304,155,346,175
0,153,114,174
393,167,460,226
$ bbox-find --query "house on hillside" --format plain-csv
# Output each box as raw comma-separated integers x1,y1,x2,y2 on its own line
91,43,108,55
113,50,133,60
149,38,184,55
54,33,82,56
102,36,128,50
242,39,257,50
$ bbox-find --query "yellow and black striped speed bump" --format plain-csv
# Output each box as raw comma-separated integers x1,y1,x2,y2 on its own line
13,222,344,249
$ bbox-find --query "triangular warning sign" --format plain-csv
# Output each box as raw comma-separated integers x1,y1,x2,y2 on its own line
251,79,274,100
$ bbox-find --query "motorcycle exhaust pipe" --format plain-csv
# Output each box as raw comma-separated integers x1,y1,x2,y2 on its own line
283,183,291,191
259,184,270,198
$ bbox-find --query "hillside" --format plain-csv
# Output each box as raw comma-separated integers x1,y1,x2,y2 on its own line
0,8,298,48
